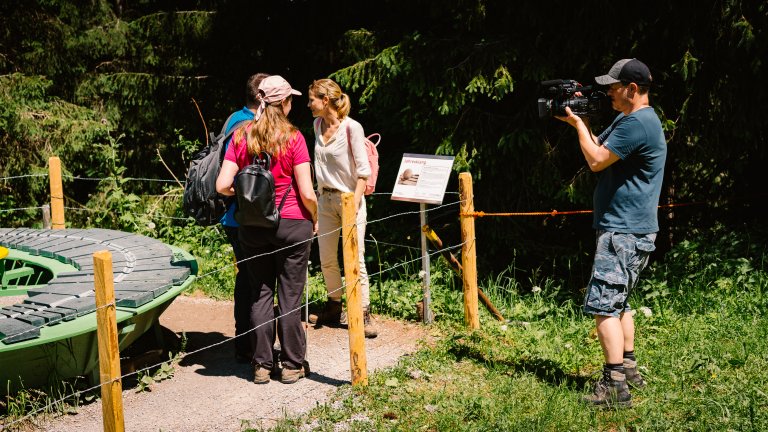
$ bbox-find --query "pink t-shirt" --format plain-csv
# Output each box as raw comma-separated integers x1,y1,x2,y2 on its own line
224,128,312,221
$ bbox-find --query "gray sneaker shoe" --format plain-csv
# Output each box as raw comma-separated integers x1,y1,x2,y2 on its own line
253,365,271,384
582,370,632,408
623,359,647,389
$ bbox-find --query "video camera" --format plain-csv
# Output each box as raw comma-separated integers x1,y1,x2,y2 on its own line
537,79,607,119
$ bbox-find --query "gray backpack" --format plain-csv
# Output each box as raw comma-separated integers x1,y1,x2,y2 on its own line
182,113,248,226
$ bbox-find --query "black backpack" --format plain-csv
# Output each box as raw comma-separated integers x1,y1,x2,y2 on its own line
182,113,249,226
234,152,292,228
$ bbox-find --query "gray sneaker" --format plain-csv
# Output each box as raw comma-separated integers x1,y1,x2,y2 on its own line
623,359,647,389
582,370,632,408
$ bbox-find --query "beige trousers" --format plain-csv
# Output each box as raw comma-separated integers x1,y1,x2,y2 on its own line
317,191,370,307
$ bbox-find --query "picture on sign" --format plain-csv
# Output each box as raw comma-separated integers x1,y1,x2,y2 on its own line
391,153,455,205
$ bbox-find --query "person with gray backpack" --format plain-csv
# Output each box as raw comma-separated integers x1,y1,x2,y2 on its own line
183,73,269,364
216,75,317,384
220,72,269,364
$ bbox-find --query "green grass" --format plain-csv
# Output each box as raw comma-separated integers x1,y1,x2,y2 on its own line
254,228,768,431
4,224,765,430
259,306,768,431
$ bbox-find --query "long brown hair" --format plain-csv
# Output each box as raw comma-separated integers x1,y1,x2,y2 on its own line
234,97,296,158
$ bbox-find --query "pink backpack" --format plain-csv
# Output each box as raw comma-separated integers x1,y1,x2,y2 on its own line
350,127,380,195
314,118,381,195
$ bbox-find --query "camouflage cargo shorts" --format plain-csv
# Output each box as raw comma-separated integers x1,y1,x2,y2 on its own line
583,230,657,317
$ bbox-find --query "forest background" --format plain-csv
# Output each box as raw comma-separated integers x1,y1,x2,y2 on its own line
1,0,766,292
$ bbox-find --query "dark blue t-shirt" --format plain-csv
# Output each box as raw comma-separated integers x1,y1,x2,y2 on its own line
594,107,667,233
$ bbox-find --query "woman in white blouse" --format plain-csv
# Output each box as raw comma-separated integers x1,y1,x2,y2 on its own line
306,78,377,338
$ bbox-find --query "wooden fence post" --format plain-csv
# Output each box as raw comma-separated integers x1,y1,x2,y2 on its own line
93,250,125,432
48,156,65,229
459,173,480,330
42,204,52,229
341,192,368,386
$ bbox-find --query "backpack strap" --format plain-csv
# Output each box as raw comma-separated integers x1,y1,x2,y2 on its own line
345,122,355,161
366,133,381,147
220,111,240,137
345,122,365,168
277,183,292,212
223,119,250,146
210,111,240,146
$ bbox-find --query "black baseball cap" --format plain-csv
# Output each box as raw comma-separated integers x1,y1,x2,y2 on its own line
595,58,652,86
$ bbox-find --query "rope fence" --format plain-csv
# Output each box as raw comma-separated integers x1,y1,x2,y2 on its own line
1,204,465,429
0,159,727,430
0,207,45,214
1,169,710,222
0,174,48,181
63,206,193,222
464,201,707,218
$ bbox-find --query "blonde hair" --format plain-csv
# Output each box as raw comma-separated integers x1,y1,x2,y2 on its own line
308,78,351,119
234,98,296,158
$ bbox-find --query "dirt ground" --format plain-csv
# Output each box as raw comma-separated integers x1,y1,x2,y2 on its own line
27,294,431,432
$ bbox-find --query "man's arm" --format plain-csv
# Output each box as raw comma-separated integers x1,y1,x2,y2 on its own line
556,107,620,172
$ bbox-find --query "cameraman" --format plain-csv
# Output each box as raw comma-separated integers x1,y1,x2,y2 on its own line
556,58,666,408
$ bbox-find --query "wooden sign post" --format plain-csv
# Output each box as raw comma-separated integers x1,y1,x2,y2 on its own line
341,192,368,386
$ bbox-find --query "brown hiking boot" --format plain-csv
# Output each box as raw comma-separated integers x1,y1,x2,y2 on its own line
253,365,271,384
363,308,378,339
308,299,342,327
280,366,306,384
582,370,632,408
623,359,647,389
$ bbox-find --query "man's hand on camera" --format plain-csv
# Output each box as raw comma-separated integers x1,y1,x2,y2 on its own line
555,106,583,128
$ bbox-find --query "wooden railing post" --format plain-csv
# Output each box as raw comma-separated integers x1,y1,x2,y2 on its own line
341,192,368,386
459,173,480,330
42,204,52,229
48,156,65,229
93,251,125,432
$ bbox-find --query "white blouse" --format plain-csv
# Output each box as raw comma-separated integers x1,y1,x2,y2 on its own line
313,116,371,192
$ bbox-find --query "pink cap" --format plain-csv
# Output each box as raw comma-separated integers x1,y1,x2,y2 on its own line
259,75,301,103
254,75,301,121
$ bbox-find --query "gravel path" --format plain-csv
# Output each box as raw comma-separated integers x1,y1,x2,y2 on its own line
32,295,429,431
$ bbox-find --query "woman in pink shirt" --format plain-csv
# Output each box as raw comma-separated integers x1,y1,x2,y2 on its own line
216,75,317,384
